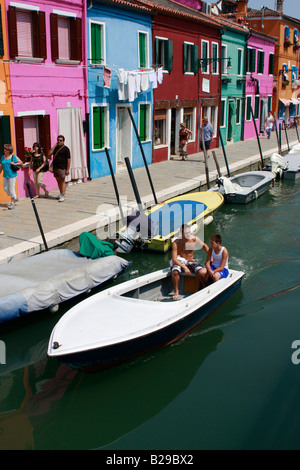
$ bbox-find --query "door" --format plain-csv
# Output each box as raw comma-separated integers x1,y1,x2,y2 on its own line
227,100,236,141
117,106,132,171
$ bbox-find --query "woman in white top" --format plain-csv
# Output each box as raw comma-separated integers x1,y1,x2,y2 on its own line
265,111,274,139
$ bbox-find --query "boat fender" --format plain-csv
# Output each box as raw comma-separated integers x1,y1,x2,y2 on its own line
49,304,59,314
204,215,213,226
190,223,198,234
254,190,258,199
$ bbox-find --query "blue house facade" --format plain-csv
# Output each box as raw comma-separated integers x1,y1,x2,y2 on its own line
87,0,154,179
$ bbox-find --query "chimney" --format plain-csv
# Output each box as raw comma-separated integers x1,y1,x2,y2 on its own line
236,0,248,24
276,0,283,14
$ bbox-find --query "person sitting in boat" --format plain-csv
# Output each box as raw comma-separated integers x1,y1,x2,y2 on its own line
200,233,229,285
170,224,209,300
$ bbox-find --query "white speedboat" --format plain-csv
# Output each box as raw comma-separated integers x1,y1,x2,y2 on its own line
210,171,275,204
47,268,244,371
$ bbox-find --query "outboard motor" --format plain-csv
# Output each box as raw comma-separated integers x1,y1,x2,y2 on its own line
216,177,236,196
270,153,288,178
115,211,153,254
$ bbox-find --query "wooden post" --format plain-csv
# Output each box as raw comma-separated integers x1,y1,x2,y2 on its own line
219,131,231,176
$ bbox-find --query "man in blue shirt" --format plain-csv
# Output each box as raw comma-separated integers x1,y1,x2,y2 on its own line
200,117,214,159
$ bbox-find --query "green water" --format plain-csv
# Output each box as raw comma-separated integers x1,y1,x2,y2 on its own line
0,180,299,450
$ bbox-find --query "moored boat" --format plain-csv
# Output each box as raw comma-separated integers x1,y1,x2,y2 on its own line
210,171,275,204
47,267,244,371
115,191,224,253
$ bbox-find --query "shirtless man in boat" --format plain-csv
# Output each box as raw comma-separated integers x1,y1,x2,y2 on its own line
170,224,209,300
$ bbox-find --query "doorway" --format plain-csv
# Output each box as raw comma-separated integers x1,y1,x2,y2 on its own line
116,106,132,172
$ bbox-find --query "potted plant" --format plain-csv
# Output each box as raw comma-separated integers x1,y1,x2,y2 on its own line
24,147,32,162
284,39,292,47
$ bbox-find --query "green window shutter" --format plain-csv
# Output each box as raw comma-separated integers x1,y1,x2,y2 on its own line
221,101,225,126
268,96,272,112
91,23,102,65
238,49,242,74
165,40,173,72
250,49,256,73
183,43,187,73
258,51,264,73
155,38,159,67
93,107,105,149
269,53,274,75
254,96,259,119
139,105,146,142
139,32,146,68
0,116,11,153
246,97,252,121
192,45,198,73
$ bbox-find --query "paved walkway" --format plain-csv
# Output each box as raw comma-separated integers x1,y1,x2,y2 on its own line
0,128,298,264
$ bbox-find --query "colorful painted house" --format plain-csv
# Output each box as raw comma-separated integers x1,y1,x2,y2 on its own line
4,0,89,200
0,0,14,204
217,17,248,146
246,0,300,125
243,29,276,141
86,0,154,179
151,0,222,163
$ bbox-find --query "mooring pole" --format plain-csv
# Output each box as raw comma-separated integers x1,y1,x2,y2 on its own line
26,183,48,251
295,119,300,142
279,122,282,153
127,107,158,204
273,113,280,154
105,148,125,225
219,131,231,177
283,122,290,152
212,150,222,178
250,107,264,168
124,157,144,213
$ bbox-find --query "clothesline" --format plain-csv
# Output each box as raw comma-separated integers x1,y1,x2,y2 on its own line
98,65,164,101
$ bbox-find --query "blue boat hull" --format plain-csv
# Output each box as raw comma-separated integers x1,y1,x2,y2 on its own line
56,277,242,372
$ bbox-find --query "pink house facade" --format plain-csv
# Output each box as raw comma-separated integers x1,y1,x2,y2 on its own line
6,0,89,198
244,30,276,140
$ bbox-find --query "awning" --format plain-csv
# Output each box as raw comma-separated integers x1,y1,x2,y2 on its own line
290,98,300,105
279,98,291,106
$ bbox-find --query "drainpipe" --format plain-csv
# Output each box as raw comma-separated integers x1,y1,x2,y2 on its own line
83,0,91,179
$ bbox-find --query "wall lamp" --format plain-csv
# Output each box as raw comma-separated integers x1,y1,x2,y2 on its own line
198,57,232,70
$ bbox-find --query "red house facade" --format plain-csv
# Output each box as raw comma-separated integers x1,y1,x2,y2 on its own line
151,0,221,162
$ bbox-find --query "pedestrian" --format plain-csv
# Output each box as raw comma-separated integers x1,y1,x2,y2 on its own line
179,122,192,160
28,142,49,198
48,135,71,203
200,117,214,159
0,144,23,210
264,111,274,139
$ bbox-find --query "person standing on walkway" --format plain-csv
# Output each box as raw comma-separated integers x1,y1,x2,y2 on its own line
28,142,49,198
179,122,192,160
0,144,23,210
48,135,71,203
264,111,274,139
200,117,214,159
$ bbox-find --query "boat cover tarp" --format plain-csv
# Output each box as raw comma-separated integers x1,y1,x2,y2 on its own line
0,249,129,323
79,232,115,259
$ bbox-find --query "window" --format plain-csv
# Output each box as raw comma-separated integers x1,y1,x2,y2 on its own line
254,95,260,119
269,53,275,75
237,49,243,76
154,110,166,146
292,65,298,81
246,96,252,121
221,45,228,74
90,21,105,65
155,38,173,71
183,42,198,74
201,40,209,74
0,116,11,153
246,47,256,73
210,106,217,136
139,103,150,142
294,29,299,45
139,31,149,69
268,96,272,112
50,13,82,63
257,50,264,74
236,98,241,124
211,43,219,74
284,26,290,42
220,99,226,127
92,105,108,150
14,115,50,162
8,6,46,60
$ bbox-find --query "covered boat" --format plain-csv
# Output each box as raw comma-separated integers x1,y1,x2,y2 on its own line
47,267,244,371
0,233,129,324
115,191,224,253
210,171,275,204
282,153,300,180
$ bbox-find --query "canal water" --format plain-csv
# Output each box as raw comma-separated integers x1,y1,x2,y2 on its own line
0,179,299,450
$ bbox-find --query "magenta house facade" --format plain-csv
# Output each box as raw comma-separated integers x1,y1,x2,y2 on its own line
6,0,89,198
244,30,276,140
